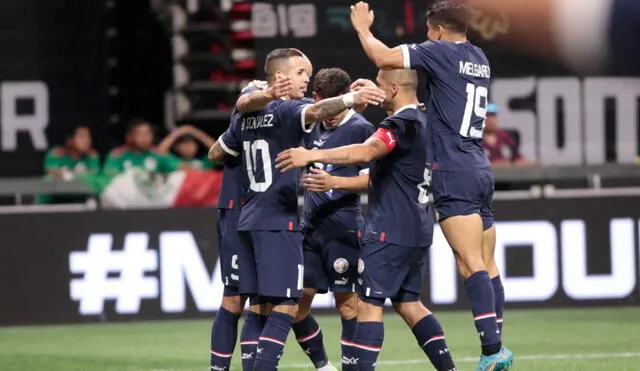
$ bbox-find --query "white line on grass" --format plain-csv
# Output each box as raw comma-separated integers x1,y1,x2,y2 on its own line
142,351,640,371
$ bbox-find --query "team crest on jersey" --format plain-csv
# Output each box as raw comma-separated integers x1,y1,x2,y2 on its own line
333,258,349,273
358,258,365,274
74,163,87,173
144,157,158,171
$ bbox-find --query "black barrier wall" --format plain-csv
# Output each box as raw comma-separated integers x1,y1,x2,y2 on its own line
1,197,639,325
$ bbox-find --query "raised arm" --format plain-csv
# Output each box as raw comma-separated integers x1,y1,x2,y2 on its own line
350,2,404,69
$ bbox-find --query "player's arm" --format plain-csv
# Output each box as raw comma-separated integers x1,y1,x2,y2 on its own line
236,75,293,113
302,168,369,193
303,87,385,124
208,127,240,162
276,127,395,171
350,2,404,69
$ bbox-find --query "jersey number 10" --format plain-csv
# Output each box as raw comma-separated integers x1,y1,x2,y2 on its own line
460,83,488,139
243,139,273,192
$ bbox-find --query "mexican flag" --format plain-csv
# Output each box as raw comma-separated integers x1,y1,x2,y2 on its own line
77,168,222,209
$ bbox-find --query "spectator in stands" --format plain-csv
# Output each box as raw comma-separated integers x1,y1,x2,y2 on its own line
155,125,223,170
103,119,184,175
43,125,100,180
482,103,536,167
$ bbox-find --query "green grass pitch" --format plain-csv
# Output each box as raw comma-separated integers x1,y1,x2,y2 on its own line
1,307,639,370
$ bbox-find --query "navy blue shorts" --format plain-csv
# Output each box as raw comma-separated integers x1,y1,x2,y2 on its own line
217,209,243,292
302,227,359,294
432,169,495,230
357,239,427,304
238,230,303,299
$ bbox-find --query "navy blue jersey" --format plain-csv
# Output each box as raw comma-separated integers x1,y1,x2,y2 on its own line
402,40,491,170
217,111,247,210
364,105,433,247
219,98,314,231
301,110,375,231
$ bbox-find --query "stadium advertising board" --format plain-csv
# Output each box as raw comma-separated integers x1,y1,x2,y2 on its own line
252,0,640,166
0,1,109,176
1,197,639,325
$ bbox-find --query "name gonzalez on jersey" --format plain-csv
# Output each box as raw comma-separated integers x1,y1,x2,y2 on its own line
242,114,274,130
459,61,491,79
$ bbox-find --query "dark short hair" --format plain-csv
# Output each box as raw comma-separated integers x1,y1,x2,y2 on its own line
427,1,469,34
313,68,351,99
264,48,305,76
65,124,89,140
125,118,151,135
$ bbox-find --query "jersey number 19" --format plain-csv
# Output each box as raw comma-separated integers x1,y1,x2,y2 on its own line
460,83,488,139
243,139,273,192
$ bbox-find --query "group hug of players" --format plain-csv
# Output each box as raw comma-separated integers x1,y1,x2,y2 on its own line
207,2,514,371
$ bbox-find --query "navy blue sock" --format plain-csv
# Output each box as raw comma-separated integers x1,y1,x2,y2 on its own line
240,311,266,371
340,317,357,371
253,311,295,371
411,315,457,371
464,271,501,355
351,321,384,371
210,307,240,370
292,314,328,368
492,276,505,337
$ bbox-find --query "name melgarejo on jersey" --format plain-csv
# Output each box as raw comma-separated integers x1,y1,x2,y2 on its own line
242,114,274,130
459,61,491,79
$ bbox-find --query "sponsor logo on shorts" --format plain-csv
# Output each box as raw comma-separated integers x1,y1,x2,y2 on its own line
334,277,348,285
358,258,365,274
333,258,349,274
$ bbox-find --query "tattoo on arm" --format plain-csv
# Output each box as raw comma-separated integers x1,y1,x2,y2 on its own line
208,141,226,161
305,96,347,123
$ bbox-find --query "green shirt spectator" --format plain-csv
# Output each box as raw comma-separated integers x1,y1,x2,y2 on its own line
39,125,99,204
103,118,184,175
44,125,100,179
44,147,100,179
103,146,182,174
156,125,222,170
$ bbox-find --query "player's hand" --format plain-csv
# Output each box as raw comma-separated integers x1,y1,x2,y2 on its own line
242,80,268,92
352,86,385,106
266,73,293,100
350,2,375,32
350,78,377,91
302,168,335,192
275,146,314,172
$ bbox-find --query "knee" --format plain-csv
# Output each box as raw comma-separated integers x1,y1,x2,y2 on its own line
267,297,299,317
392,301,430,327
221,295,245,315
336,298,358,319
455,255,486,279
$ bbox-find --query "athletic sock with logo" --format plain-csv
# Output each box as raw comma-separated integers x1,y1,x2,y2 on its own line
292,314,330,369
412,314,457,371
464,271,502,355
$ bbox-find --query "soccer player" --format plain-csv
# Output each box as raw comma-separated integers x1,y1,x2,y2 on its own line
208,79,293,371
276,69,458,371
295,67,374,371
349,1,513,369
208,48,385,371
